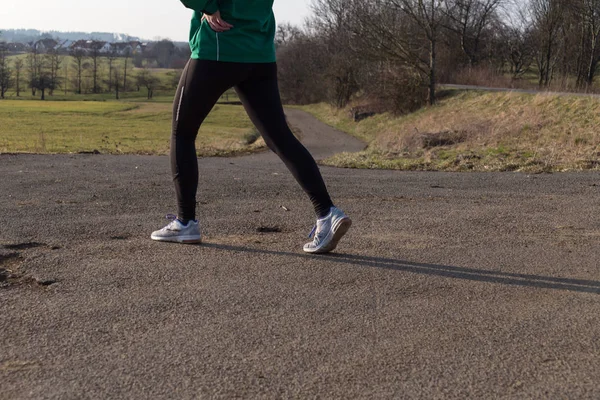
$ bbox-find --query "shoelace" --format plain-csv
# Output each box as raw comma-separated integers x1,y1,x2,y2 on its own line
308,225,317,239
164,214,180,231
166,214,177,221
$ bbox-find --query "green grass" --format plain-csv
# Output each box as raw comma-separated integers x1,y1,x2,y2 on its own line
0,99,263,156
3,85,238,104
301,91,600,172
4,90,176,102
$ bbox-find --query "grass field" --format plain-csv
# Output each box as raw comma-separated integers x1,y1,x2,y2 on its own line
301,91,600,172
0,99,263,156
2,88,240,104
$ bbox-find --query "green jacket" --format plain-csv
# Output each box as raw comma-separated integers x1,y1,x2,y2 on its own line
180,0,276,63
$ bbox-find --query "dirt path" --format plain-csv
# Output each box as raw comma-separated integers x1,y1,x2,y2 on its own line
1,111,600,399
284,108,366,158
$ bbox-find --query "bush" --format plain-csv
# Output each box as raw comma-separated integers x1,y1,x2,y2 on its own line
242,129,261,145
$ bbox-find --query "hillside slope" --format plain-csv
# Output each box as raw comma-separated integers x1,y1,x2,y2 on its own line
302,91,600,172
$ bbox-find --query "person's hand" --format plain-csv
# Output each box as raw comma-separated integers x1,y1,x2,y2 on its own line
202,11,233,32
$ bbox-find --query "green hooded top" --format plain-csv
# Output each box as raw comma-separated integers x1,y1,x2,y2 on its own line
180,0,276,63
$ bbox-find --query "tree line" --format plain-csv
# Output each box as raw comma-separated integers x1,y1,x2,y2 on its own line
0,39,188,100
276,0,600,112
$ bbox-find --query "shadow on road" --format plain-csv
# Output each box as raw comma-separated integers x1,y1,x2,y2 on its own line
203,243,600,295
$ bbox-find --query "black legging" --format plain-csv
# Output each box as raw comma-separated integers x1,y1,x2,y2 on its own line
171,59,334,221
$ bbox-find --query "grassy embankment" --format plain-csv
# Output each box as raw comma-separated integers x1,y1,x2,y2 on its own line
0,98,262,156
301,90,600,172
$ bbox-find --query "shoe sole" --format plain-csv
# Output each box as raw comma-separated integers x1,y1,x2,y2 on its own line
151,235,202,244
305,217,352,254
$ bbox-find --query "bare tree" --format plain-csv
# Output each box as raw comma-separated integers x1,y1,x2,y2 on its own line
531,0,565,87
444,0,504,66
123,48,131,91
391,0,447,104
277,31,330,104
310,0,361,107
276,0,600,111
70,47,86,94
152,40,176,68
88,41,104,93
347,0,445,105
45,48,63,95
63,62,68,95
499,0,535,80
278,0,438,109
275,23,303,47
0,42,11,98
31,57,54,100
113,67,121,100
505,27,535,80
576,0,600,86
135,68,160,99
26,43,40,96
14,58,24,96
105,46,118,92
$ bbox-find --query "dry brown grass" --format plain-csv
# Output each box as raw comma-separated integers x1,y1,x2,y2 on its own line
450,66,524,89
302,91,600,172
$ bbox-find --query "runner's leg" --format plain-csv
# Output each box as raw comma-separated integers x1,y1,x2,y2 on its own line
234,63,334,218
171,60,250,221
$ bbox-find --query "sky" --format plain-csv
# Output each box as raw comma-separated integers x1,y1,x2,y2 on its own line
1,0,312,41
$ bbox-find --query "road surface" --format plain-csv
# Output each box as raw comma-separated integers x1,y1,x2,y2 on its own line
1,109,600,399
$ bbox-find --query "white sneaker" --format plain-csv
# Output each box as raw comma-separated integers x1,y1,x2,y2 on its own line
151,215,202,244
304,207,352,254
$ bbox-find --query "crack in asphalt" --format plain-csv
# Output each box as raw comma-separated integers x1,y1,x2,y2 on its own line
0,243,59,289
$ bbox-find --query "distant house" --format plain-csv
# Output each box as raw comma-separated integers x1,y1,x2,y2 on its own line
131,41,143,54
79,40,107,53
110,42,134,56
100,42,112,53
47,39,74,54
69,40,89,54
7,42,27,52
58,39,73,50
35,38,58,52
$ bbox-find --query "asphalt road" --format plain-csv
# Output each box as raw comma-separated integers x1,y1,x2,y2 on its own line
1,109,600,399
